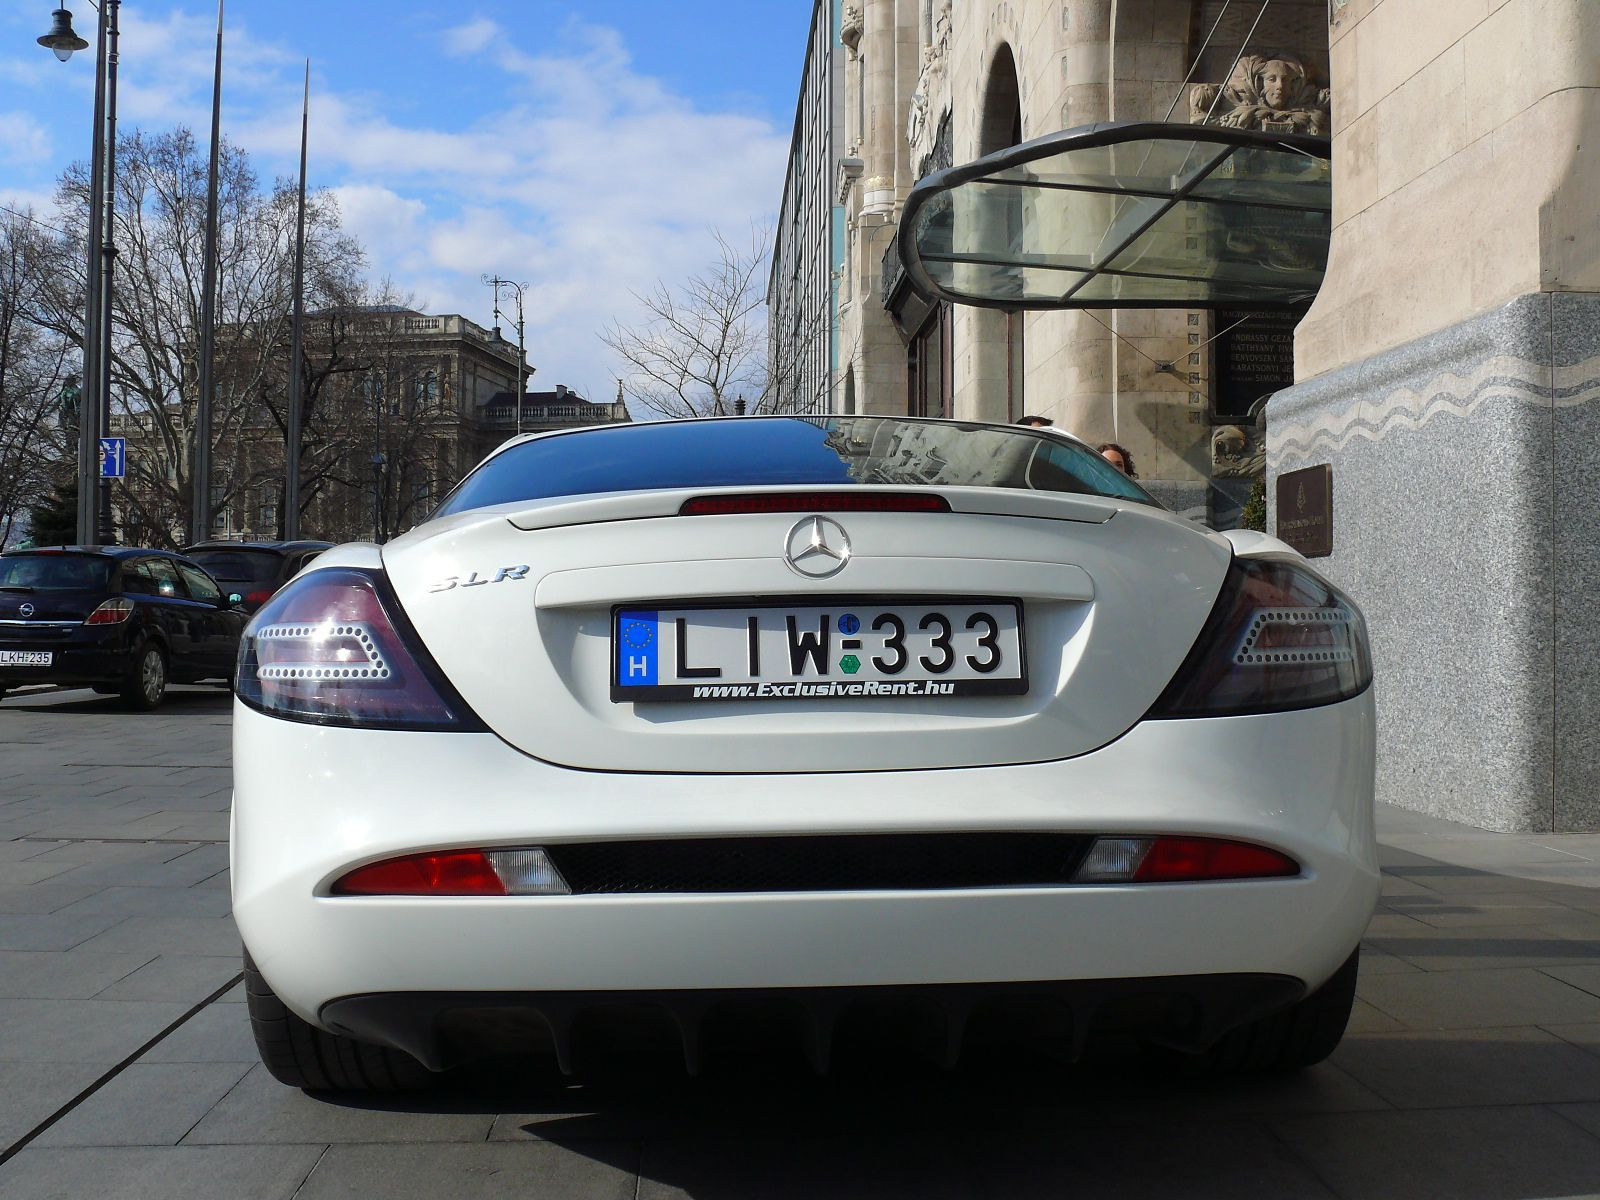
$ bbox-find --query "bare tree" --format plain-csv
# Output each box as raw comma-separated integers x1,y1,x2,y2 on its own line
601,228,781,418
31,129,365,547
0,212,74,547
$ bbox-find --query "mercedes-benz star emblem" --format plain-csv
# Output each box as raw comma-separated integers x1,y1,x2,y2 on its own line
18,603,33,618
783,516,852,579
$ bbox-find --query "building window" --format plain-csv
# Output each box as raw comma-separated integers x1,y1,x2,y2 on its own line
908,303,952,419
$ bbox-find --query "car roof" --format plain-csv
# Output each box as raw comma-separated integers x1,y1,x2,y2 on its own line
1,545,196,561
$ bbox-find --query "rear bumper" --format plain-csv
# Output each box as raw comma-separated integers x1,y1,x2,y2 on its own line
0,638,131,687
232,691,1378,1047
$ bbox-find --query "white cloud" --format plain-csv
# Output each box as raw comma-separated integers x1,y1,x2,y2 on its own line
0,111,51,164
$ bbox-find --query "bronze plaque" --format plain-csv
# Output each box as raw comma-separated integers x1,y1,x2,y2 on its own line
1276,464,1332,557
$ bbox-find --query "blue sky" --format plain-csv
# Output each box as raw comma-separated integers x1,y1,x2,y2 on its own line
0,0,812,399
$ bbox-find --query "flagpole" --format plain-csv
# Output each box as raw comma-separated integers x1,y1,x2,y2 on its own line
284,60,309,540
192,0,224,544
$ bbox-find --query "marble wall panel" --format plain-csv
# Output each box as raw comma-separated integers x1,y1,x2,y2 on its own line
1268,294,1574,831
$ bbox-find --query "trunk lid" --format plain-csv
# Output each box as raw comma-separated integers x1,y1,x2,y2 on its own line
382,488,1231,773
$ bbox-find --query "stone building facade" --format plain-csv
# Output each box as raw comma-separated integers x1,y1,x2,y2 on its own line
111,309,626,546
770,0,847,415
831,0,1330,519
1266,0,1600,832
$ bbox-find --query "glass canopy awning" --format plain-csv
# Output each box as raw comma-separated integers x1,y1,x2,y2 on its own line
898,121,1332,312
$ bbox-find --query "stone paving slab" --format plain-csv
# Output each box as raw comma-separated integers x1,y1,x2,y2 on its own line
296,1143,638,1200
0,949,154,999
0,1145,326,1200
33,1062,254,1148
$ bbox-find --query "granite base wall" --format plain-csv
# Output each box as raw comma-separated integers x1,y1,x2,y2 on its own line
1267,293,1600,833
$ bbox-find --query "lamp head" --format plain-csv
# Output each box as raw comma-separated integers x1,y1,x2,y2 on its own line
38,8,89,62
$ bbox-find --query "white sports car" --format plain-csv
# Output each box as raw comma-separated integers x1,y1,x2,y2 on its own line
232,416,1377,1090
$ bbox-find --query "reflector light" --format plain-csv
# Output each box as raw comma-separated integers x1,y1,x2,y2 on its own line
679,492,950,516
332,847,571,897
333,851,508,896
1072,836,1298,884
84,598,134,625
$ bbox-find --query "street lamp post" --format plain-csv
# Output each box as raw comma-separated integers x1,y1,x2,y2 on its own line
482,275,528,436
39,4,116,546
370,452,386,544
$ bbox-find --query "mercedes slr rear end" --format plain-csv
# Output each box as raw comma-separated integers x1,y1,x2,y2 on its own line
231,417,1376,1090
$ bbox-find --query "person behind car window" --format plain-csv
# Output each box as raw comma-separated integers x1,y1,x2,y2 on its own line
1015,415,1053,428
1097,442,1137,478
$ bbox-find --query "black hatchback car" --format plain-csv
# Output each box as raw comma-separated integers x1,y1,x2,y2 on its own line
0,547,246,710
183,540,332,614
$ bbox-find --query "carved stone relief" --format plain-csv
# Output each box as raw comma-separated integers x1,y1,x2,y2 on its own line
840,5,863,58
1190,52,1330,135
907,0,952,175
1211,423,1266,479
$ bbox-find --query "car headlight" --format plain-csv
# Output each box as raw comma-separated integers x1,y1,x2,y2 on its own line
1148,555,1372,719
235,567,483,731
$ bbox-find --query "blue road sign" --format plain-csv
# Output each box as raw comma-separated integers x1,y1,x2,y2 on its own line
98,437,126,479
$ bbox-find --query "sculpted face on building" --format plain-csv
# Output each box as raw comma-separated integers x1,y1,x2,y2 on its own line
1192,52,1330,136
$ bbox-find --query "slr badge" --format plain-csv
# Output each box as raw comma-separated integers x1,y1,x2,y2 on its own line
430,565,530,593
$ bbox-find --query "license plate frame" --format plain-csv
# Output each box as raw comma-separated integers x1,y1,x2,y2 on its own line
611,596,1027,703
0,650,53,667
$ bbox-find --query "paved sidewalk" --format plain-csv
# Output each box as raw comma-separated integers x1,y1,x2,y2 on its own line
1,685,1599,1199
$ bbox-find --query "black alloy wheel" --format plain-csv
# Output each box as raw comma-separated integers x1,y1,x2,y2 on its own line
121,641,167,711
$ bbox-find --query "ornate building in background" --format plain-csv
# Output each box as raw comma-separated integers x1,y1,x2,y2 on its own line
112,309,627,546
769,1,847,415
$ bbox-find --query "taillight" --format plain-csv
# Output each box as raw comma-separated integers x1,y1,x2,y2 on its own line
332,847,570,896
244,589,273,607
1073,836,1299,883
235,567,481,730
1149,556,1371,718
84,598,134,625
679,492,950,515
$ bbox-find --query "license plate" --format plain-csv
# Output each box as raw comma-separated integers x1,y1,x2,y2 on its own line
612,600,1026,703
0,650,52,667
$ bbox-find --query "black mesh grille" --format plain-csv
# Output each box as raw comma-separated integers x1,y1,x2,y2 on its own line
543,833,1091,895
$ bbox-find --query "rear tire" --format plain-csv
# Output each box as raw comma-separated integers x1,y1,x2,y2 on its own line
243,950,434,1092
120,642,167,711
1198,949,1360,1072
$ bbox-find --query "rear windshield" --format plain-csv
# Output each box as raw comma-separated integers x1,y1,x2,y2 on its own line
0,553,113,591
434,417,1157,517
187,550,282,585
